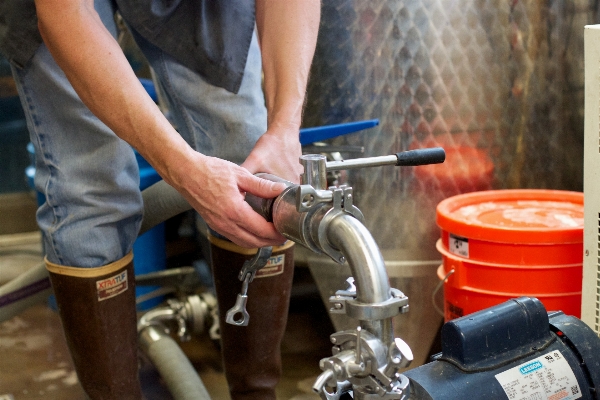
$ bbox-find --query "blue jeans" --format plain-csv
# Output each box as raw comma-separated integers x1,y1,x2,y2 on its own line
11,0,267,268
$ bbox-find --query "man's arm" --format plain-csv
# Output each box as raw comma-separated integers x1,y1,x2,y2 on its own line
242,0,321,183
34,0,287,248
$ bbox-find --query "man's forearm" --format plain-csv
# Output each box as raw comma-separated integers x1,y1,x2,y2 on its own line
255,0,320,130
35,0,193,184
33,0,293,248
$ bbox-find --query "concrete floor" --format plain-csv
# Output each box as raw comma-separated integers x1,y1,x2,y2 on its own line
0,231,334,400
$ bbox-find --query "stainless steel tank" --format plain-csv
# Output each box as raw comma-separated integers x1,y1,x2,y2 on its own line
303,0,596,367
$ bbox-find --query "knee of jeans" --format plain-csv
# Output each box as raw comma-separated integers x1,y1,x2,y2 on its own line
37,153,144,267
42,201,143,268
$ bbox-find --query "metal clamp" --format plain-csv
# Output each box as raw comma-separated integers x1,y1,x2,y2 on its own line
329,288,408,321
225,247,273,326
238,246,273,282
315,328,411,399
331,185,364,223
296,185,333,213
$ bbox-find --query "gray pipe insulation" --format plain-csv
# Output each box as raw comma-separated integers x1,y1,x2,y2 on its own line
139,180,192,235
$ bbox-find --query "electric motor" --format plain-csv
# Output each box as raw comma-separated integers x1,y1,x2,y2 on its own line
404,297,600,399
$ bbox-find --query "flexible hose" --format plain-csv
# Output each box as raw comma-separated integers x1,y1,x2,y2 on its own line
0,262,53,322
139,325,211,400
139,180,192,235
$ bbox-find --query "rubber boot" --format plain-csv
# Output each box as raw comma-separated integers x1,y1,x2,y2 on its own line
209,233,295,400
46,253,143,399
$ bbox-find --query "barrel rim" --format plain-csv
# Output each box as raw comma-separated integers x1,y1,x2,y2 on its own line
436,189,583,244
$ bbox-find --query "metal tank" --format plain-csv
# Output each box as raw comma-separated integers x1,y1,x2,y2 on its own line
302,0,597,367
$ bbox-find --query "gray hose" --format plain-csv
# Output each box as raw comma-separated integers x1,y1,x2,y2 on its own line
140,180,192,235
0,262,53,323
139,325,211,399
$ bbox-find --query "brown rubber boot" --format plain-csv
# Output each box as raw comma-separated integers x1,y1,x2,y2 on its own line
46,253,143,399
209,234,295,400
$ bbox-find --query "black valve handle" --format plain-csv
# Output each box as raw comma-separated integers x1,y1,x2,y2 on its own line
325,147,446,172
395,147,446,166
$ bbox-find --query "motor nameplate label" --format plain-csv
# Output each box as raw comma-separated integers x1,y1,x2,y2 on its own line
495,350,581,400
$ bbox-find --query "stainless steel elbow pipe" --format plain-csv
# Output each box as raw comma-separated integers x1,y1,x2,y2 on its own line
246,162,400,344
326,213,395,343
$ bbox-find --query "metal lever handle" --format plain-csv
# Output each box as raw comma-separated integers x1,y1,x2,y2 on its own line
225,247,273,327
238,247,273,282
325,147,445,171
225,292,250,326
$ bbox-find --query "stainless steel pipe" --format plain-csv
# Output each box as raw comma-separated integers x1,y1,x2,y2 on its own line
325,213,395,344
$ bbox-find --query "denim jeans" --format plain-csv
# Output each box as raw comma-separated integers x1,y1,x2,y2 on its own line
11,0,267,268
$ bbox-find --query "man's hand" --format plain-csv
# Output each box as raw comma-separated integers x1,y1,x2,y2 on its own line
169,151,288,248
241,123,303,184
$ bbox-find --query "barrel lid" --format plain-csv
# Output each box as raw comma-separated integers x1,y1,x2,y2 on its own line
436,190,583,244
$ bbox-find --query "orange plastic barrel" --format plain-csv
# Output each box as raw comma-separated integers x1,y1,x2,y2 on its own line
436,189,583,321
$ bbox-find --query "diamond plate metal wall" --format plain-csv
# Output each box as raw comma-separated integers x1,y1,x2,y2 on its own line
304,0,597,259
304,0,598,367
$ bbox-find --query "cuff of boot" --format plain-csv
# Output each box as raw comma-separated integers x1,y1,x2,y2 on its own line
45,252,134,277
207,233,294,255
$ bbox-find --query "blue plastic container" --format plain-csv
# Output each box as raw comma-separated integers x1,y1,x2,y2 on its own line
1,97,30,194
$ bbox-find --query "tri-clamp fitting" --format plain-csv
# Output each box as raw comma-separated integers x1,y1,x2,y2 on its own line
138,293,219,343
313,278,414,399
313,326,413,399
